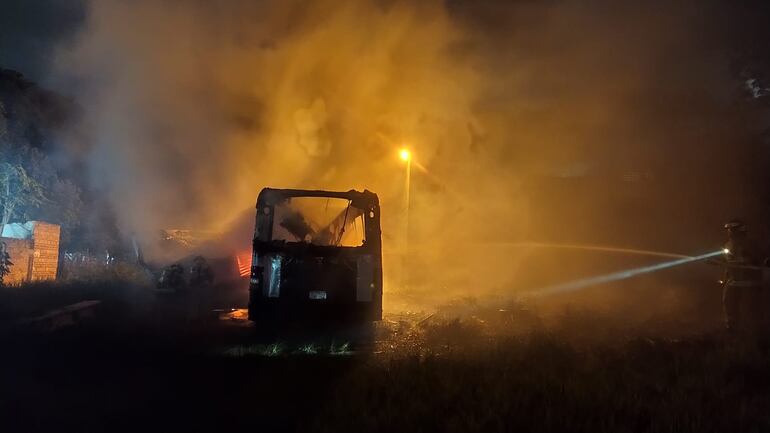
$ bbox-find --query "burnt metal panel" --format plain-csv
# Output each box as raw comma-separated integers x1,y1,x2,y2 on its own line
249,188,383,322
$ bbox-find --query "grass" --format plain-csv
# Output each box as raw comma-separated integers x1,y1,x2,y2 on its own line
308,322,770,433
0,278,146,329
1,282,768,432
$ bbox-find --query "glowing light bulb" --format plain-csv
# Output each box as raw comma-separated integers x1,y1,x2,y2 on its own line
399,148,411,162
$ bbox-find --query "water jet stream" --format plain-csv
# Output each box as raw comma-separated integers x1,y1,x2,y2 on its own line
527,249,724,297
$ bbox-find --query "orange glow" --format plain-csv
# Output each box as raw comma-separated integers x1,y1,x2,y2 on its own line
235,251,251,278
399,148,411,162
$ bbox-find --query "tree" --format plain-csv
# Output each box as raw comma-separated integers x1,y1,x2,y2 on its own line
0,70,90,249
0,162,47,229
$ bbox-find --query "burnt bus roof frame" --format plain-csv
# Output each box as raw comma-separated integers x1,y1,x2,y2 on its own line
254,188,382,250
250,188,383,322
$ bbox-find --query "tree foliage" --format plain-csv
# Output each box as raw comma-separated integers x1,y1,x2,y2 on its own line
0,162,47,229
0,69,84,247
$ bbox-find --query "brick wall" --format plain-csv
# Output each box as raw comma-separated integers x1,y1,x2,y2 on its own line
2,238,33,285
30,222,60,281
1,221,61,285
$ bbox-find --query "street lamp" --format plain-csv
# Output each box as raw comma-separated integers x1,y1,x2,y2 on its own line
399,148,412,217
399,147,412,288
399,148,411,162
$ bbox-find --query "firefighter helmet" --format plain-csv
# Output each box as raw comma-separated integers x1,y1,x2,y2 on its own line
724,219,747,232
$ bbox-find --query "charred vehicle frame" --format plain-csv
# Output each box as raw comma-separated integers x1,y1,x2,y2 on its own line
248,188,383,323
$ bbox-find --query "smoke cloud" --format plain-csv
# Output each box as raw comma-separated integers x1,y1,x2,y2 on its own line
50,0,770,305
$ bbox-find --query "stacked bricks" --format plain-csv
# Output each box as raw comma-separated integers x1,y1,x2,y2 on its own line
2,238,33,285
29,222,60,281
0,221,60,285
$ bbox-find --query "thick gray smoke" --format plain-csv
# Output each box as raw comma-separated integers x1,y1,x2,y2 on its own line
50,1,770,303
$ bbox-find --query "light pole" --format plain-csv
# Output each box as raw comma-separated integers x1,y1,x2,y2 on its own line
399,148,412,288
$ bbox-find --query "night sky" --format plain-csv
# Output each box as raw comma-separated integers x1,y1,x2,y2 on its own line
0,0,84,83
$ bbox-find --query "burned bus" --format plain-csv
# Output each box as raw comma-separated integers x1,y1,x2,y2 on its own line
248,188,383,323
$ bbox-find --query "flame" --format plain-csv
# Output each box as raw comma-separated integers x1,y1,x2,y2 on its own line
235,251,251,278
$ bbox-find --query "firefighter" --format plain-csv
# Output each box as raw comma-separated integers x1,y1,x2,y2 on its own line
721,219,763,332
189,256,214,286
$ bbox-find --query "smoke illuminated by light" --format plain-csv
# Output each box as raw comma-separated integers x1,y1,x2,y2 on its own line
52,0,760,304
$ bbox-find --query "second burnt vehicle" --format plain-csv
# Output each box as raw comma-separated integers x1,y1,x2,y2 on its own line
248,188,383,323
